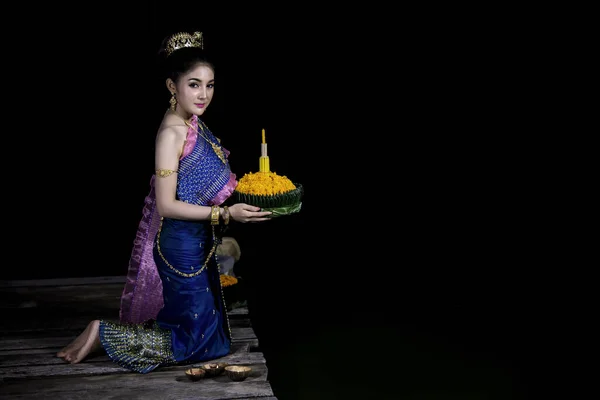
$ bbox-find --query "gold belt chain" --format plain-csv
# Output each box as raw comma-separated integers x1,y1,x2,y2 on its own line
155,217,217,278
155,216,232,341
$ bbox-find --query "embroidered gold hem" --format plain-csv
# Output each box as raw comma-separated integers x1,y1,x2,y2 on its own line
99,320,176,373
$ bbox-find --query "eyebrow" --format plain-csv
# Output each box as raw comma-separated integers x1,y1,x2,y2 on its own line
188,78,215,83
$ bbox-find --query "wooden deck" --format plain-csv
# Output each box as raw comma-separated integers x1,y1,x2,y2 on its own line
0,276,277,399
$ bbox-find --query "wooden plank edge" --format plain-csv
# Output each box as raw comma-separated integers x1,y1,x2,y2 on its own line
0,276,127,288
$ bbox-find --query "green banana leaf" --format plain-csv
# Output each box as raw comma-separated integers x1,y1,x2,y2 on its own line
233,183,303,210
262,202,302,217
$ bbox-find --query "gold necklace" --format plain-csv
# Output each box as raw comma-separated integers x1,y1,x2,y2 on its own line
184,119,226,164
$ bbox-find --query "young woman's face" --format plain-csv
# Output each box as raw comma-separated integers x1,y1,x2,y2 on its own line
174,64,215,116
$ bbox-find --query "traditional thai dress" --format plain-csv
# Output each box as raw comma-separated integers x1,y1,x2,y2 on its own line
100,115,238,373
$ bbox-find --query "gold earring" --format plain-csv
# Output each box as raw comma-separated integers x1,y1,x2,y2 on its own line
169,92,177,111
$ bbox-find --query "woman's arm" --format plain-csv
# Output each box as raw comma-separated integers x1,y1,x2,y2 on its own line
154,125,213,221
153,125,272,223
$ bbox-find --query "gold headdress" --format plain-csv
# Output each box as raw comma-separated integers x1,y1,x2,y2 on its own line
165,31,204,56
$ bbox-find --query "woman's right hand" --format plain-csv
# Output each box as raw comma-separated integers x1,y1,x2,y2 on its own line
228,203,272,223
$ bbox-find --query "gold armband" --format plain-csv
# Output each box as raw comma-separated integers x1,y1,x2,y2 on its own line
156,169,178,178
210,205,220,225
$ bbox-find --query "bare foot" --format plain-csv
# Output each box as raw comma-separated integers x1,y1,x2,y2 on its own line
57,322,94,358
60,320,102,364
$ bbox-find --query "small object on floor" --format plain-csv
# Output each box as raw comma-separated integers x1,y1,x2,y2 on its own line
200,362,227,377
185,367,206,381
225,365,252,381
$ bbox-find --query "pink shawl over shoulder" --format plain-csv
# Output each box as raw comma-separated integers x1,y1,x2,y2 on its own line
118,130,200,324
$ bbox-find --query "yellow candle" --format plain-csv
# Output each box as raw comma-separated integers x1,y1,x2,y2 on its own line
259,128,270,172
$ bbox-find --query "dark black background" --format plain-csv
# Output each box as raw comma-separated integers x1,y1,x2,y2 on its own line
4,2,575,399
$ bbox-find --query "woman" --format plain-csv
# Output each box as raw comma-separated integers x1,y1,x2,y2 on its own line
56,31,271,373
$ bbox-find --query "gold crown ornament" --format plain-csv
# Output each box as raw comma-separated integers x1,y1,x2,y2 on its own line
165,31,204,56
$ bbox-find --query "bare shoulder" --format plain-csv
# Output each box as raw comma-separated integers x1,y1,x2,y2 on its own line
156,120,187,147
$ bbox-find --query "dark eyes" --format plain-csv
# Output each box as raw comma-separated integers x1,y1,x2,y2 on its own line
189,83,214,89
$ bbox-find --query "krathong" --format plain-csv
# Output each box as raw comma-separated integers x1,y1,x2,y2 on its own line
232,129,303,217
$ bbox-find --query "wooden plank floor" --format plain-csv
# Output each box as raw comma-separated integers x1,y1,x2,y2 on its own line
0,276,277,399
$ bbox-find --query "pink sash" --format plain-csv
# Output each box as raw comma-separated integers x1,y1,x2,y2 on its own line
118,127,199,324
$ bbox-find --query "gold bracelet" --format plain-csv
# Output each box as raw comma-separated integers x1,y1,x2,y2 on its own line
223,206,230,225
210,205,220,225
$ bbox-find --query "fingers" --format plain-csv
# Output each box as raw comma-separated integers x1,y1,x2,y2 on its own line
241,210,272,223
246,212,272,223
235,203,260,212
230,203,273,223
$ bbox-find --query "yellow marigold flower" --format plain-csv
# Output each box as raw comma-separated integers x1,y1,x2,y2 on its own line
220,274,238,287
236,171,296,195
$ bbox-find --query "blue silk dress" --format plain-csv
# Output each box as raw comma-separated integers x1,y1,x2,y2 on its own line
99,116,238,373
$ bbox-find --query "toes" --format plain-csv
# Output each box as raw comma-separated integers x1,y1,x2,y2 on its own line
57,345,74,358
